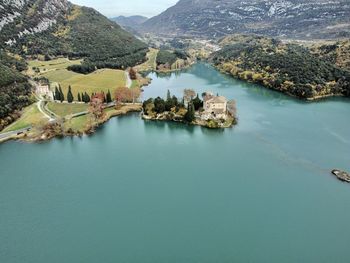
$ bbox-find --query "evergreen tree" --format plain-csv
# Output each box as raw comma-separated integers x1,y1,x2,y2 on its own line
84,92,90,103
166,90,171,102
78,92,81,102
184,102,195,123
106,90,112,103
59,85,64,102
192,94,203,110
54,87,60,101
67,85,74,103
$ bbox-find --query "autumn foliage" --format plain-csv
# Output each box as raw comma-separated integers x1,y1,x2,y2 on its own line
89,93,105,120
129,67,137,80
115,87,141,104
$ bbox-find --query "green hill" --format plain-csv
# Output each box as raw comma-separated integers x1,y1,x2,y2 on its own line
211,35,350,100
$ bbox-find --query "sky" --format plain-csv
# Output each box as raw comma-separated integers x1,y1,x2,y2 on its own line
70,0,179,18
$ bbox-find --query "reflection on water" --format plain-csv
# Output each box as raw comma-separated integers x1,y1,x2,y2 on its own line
1,62,350,263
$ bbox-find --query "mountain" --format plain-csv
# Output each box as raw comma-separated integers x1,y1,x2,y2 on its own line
140,0,350,39
0,0,148,65
111,15,148,29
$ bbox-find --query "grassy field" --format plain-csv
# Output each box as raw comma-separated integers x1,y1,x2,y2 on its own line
64,115,89,132
47,102,88,118
56,69,126,99
27,58,126,101
27,58,82,75
64,104,142,132
2,104,47,132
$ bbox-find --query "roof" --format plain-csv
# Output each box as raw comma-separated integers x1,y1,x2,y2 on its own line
212,109,225,114
206,96,227,104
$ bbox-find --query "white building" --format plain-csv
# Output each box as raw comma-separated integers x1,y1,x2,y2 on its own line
36,84,53,100
202,95,228,120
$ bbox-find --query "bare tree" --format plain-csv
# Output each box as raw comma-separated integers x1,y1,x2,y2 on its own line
184,89,196,103
227,100,237,117
89,94,105,121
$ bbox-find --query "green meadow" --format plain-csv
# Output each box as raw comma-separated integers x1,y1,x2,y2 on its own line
28,58,126,100
47,102,88,118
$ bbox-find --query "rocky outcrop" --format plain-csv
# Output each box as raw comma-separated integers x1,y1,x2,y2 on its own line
0,0,70,47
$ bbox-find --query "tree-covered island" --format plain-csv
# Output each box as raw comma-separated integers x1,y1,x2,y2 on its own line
142,89,237,129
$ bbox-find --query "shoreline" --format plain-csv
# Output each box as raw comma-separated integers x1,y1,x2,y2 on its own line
0,104,142,144
214,64,349,102
142,112,237,129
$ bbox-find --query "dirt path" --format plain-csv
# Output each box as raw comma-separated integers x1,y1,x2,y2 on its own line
125,71,132,88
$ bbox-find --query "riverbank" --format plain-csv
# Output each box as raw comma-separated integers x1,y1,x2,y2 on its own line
0,103,142,143
142,112,236,129
214,64,349,102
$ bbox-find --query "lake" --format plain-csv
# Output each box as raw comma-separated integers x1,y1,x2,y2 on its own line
1,63,350,263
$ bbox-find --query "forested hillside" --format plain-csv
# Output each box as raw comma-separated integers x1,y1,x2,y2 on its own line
211,35,350,99
310,40,350,71
0,0,148,68
0,52,31,130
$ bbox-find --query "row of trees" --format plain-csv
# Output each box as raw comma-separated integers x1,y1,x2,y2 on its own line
54,85,74,103
54,85,113,104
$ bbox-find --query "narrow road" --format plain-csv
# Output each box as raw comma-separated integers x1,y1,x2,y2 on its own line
0,126,32,141
125,71,132,88
37,100,55,122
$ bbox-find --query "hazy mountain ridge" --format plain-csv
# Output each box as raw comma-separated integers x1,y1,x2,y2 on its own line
140,0,350,39
110,15,148,28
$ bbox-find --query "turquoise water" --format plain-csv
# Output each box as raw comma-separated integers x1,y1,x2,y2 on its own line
1,63,350,263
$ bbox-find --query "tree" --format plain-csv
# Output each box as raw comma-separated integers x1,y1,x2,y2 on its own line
54,87,60,101
192,94,203,110
130,88,141,104
154,97,166,113
227,100,237,117
89,96,105,122
83,92,90,103
184,89,196,104
115,87,133,104
58,85,64,102
166,90,171,101
184,102,195,122
142,98,154,115
67,85,74,103
106,90,112,103
129,67,137,80
78,92,81,102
